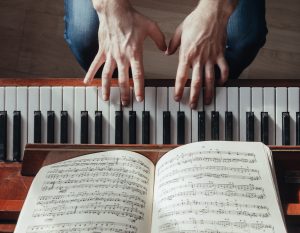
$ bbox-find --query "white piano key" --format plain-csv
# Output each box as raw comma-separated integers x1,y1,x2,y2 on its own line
0,87,4,110
86,86,98,144
133,90,144,144
5,87,16,161
216,87,227,141
227,87,239,141
109,87,121,144
180,87,191,143
276,87,288,145
40,87,51,143
156,87,168,144
252,88,263,142
28,87,40,144
204,89,215,141
74,87,86,144
145,87,156,144
63,87,74,144
123,88,133,144
288,87,299,145
192,88,204,142
51,87,62,143
16,87,28,160
98,88,110,144
168,87,179,144
239,87,251,141
264,88,275,145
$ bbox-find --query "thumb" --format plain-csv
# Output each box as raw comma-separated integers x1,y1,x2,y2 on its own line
167,24,182,55
148,21,167,52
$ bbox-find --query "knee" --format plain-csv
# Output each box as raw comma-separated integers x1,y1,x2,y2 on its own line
225,24,268,79
242,26,267,54
64,21,99,71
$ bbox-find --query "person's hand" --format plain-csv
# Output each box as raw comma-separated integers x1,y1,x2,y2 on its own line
84,0,167,106
168,0,237,108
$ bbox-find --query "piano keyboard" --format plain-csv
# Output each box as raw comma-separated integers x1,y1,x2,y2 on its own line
0,79,300,161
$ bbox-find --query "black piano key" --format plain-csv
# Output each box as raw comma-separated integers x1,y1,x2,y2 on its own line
115,111,123,144
198,111,205,141
177,111,185,144
81,111,89,144
34,111,42,143
225,111,233,141
211,111,219,140
163,111,171,144
297,112,300,145
95,111,102,144
261,112,269,145
0,111,7,161
246,112,254,142
129,111,136,144
60,111,68,144
282,112,290,145
13,111,21,162
142,111,150,144
47,111,55,143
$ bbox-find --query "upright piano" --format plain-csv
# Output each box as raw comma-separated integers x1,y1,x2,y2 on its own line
0,78,299,232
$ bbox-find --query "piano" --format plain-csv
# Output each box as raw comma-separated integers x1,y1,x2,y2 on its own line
0,78,300,232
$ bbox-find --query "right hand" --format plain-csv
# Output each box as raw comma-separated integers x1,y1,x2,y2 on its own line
84,0,167,106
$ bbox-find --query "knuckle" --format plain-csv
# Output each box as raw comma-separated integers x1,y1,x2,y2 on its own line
118,79,128,88
191,79,201,88
102,71,110,80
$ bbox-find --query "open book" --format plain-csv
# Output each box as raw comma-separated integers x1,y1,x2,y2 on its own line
15,141,287,233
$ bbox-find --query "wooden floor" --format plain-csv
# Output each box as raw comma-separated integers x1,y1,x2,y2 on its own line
0,0,299,79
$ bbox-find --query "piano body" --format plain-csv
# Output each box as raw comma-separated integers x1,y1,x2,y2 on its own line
0,78,300,232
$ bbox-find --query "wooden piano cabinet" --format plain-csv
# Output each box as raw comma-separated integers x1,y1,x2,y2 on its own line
1,78,300,87
0,145,300,233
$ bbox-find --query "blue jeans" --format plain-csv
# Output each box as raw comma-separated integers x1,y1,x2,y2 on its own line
64,0,268,79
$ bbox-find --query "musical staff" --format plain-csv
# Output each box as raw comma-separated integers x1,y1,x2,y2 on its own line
26,221,138,233
14,151,154,233
152,143,284,233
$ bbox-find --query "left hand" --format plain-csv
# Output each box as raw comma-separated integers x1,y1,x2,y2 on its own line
167,0,237,108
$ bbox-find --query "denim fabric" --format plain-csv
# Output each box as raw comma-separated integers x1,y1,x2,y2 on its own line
64,0,268,79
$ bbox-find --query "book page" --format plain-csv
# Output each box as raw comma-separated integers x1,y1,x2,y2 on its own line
151,141,287,233
15,150,155,233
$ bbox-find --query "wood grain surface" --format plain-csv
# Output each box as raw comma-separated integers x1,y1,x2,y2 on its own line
0,0,299,79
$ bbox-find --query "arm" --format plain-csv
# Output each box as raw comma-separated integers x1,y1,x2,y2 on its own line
168,0,238,107
85,0,167,105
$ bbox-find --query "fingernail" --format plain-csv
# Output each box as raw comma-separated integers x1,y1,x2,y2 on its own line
174,96,180,102
103,93,109,101
136,96,143,102
122,100,128,106
190,103,196,109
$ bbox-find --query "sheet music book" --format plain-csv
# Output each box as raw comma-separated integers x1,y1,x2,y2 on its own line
15,141,287,233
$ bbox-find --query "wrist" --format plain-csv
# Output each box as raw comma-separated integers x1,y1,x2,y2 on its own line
93,0,131,12
196,0,238,18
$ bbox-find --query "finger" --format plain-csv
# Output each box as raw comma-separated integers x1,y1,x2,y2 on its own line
148,21,167,52
167,24,182,55
216,56,229,86
84,51,105,84
175,59,189,102
190,63,203,109
130,55,144,102
204,62,215,105
101,55,116,101
116,61,130,106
